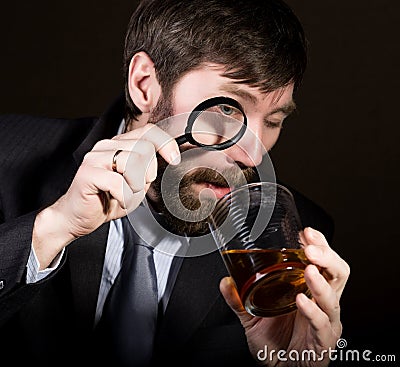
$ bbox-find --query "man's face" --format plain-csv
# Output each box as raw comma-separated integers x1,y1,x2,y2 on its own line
145,64,295,235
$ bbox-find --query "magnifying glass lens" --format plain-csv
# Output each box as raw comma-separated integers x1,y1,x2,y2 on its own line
191,104,245,146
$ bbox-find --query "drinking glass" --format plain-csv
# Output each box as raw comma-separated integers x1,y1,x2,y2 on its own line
209,182,312,317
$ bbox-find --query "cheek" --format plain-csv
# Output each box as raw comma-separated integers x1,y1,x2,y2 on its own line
261,129,281,151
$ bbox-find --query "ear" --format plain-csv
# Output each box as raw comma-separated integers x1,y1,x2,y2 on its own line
127,52,161,113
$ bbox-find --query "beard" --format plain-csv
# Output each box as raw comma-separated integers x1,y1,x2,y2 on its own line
142,92,259,236
149,158,258,236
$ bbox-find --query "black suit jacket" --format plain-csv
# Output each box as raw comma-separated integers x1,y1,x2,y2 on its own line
0,95,334,367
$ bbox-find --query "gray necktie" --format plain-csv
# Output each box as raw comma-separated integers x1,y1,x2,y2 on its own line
98,215,158,366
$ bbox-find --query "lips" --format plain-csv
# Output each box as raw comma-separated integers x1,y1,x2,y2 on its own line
204,183,231,199
185,167,237,199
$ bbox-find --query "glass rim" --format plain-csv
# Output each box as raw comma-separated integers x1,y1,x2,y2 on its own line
214,181,295,205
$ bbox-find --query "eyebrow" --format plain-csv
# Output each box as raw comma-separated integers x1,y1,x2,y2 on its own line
219,85,258,104
219,84,297,117
268,101,297,117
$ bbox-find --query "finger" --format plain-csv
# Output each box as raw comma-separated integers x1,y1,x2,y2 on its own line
296,293,326,331
85,166,127,210
124,147,158,184
219,277,244,312
113,124,181,165
302,227,350,296
92,138,155,154
110,146,158,186
123,152,154,192
87,167,146,215
83,144,158,185
296,293,342,342
88,140,156,169
219,277,253,322
304,264,341,326
115,149,157,192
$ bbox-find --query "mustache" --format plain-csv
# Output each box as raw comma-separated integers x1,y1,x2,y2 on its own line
155,152,258,188
184,166,257,188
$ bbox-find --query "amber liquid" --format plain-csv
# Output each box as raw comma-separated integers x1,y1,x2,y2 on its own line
222,248,311,317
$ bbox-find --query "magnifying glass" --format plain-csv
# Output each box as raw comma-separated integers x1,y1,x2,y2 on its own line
175,96,247,151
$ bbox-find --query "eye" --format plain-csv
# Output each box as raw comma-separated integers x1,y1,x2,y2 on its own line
264,120,283,129
218,104,235,116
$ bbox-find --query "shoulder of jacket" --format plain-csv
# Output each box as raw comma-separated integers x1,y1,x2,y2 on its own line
0,114,97,167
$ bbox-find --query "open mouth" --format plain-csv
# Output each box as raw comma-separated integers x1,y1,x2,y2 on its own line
192,182,232,199
204,182,232,199
182,167,241,200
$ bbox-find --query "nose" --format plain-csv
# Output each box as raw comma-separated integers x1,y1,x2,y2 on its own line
224,124,264,167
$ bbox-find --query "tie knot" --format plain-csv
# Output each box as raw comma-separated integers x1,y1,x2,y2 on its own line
135,241,155,252
122,215,154,253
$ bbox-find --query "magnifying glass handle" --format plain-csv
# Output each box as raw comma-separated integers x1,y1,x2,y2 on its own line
176,134,189,146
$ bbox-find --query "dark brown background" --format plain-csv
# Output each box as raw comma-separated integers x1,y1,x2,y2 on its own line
1,0,399,359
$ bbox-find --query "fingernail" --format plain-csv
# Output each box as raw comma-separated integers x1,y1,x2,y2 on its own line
308,264,320,275
170,151,181,165
297,292,309,303
306,227,315,239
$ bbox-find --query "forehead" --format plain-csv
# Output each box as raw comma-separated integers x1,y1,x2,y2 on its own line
172,64,294,114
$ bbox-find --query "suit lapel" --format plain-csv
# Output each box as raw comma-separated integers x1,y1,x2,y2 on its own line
68,222,110,331
155,246,228,347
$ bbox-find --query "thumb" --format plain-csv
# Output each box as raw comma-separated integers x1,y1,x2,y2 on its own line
219,277,253,320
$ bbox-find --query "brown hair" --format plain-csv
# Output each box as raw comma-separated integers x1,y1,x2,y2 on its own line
123,0,307,121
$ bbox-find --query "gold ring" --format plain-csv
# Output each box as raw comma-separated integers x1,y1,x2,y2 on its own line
112,149,123,172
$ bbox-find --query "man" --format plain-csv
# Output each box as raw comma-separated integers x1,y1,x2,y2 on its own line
0,0,349,366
